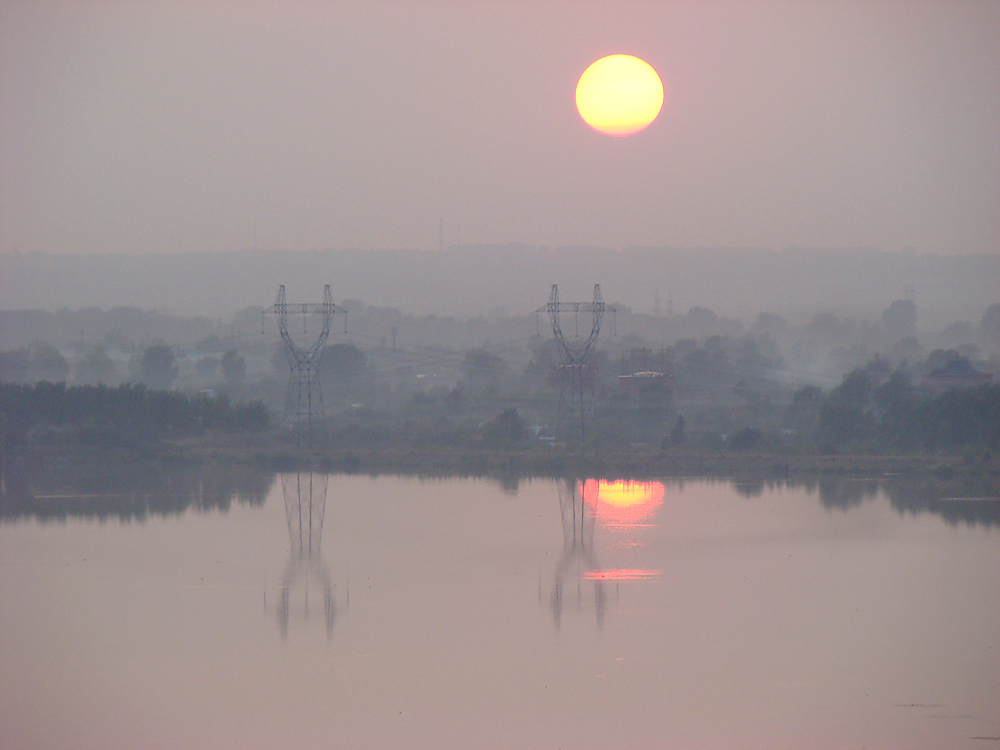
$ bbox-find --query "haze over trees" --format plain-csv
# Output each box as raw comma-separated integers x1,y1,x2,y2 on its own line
139,345,179,390
0,381,270,452
220,348,246,389
2,248,996,325
0,286,997,458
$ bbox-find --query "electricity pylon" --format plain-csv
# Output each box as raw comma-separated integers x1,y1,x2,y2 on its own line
269,285,345,434
536,284,615,446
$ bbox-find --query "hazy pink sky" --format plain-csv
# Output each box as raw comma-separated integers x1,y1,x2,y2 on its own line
1,0,998,256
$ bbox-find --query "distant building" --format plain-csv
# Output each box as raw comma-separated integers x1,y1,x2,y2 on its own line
618,370,669,393
618,348,674,403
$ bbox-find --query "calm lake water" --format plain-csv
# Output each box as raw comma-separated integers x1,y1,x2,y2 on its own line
1,471,998,749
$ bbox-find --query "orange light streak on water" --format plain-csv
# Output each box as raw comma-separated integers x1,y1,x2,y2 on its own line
581,569,662,581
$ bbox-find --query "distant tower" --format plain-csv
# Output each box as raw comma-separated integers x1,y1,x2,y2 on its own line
269,285,345,435
536,284,615,446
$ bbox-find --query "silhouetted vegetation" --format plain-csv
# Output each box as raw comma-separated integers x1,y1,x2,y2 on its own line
2,291,997,467
0,381,271,450
481,408,527,448
816,368,999,452
139,344,179,389
220,348,246,388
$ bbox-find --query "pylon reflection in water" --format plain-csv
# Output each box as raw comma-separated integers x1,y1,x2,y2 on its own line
548,478,608,630
273,472,342,641
545,478,664,631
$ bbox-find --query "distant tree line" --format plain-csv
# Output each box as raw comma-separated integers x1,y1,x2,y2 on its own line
0,381,271,450
814,370,999,453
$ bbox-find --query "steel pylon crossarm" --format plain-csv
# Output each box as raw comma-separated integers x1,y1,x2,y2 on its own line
538,284,606,365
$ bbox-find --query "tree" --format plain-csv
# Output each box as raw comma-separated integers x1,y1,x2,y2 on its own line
925,348,966,374
890,336,922,365
0,348,30,384
74,345,118,385
220,349,246,388
787,385,823,435
686,306,718,326
271,344,289,376
874,370,913,411
881,299,918,342
196,356,219,378
139,345,178,390
318,344,369,401
982,304,1000,351
482,408,526,448
729,427,764,451
30,343,70,383
663,415,685,447
752,312,788,336
818,369,875,445
462,349,506,399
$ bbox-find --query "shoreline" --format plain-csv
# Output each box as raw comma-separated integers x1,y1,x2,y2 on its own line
173,434,998,479
12,437,995,482
4,441,997,526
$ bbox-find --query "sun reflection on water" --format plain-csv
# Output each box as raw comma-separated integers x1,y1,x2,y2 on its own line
582,479,665,526
542,479,666,626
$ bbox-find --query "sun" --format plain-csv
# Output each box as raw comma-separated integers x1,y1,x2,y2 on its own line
575,54,664,137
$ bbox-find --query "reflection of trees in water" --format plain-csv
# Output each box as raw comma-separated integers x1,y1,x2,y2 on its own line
810,475,998,527
881,476,1000,527
723,473,997,527
732,479,767,498
0,450,273,522
817,477,881,511
547,478,606,631
497,472,521,495
5,450,995,533
272,472,340,641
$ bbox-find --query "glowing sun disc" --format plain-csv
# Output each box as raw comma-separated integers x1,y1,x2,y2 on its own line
576,54,663,136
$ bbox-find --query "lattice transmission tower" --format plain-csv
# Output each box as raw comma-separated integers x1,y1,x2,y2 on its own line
269,285,345,433
536,284,615,445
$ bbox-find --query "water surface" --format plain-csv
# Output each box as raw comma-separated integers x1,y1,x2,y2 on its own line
2,472,997,749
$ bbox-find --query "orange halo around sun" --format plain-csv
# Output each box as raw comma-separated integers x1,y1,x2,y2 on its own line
575,54,664,136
